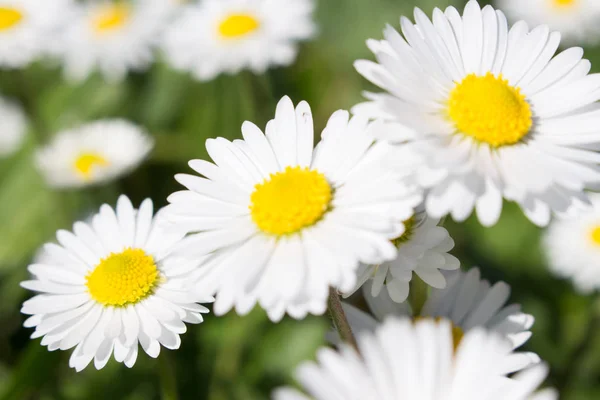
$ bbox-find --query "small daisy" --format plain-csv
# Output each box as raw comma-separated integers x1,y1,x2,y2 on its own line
543,192,600,292
165,96,422,322
349,207,460,303
0,0,73,68
21,195,213,371
274,318,553,400
0,96,26,157
56,0,168,82
342,267,539,374
161,0,316,81
35,119,153,188
354,0,600,227
497,0,600,45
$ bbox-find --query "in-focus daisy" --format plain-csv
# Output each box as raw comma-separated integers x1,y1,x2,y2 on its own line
165,96,421,322
161,0,316,81
349,207,459,303
354,0,600,227
341,267,539,374
0,0,73,68
56,0,169,82
21,195,213,371
498,0,600,45
0,96,26,157
274,318,554,400
543,192,600,292
35,119,153,188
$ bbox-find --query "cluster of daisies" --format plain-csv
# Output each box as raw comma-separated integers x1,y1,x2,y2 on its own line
12,0,600,398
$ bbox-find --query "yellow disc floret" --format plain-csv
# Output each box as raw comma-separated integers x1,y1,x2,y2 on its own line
553,0,576,8
0,7,23,31
93,3,130,33
73,152,109,179
448,73,532,148
590,226,600,246
86,248,159,306
392,216,416,248
250,166,332,236
218,14,260,38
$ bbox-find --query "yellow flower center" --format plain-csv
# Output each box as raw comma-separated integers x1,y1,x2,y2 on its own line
0,7,23,31
392,216,415,248
590,226,600,246
218,13,260,38
415,317,464,351
553,0,576,7
250,166,332,236
73,152,109,179
86,248,160,306
448,73,532,148
92,3,130,34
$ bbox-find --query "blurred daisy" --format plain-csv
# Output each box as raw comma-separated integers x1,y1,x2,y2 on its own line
544,193,600,292
342,267,539,374
498,0,600,45
354,0,600,227
349,207,459,303
274,318,553,400
0,96,26,157
165,96,421,322
35,119,153,188
161,0,316,81
56,0,168,82
0,0,73,68
21,196,213,371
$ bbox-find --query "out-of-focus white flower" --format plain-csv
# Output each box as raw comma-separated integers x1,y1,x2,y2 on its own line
0,96,26,157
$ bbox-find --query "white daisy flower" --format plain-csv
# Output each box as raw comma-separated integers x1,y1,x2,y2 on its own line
543,192,600,292
56,0,168,82
20,195,214,371
161,0,316,81
353,0,600,227
274,318,553,400
35,119,153,188
341,267,539,374
164,96,422,322
349,207,460,303
0,96,26,157
0,0,73,68
497,0,600,46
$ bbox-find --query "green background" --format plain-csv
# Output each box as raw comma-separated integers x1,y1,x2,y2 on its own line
1,0,599,398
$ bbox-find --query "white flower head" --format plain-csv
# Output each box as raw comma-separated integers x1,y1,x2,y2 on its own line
497,0,600,45
35,119,153,188
165,96,422,322
275,317,553,400
161,0,316,81
0,96,26,157
21,195,214,371
350,207,460,303
342,267,539,374
0,0,74,68
543,192,600,292
354,0,600,227
56,0,169,82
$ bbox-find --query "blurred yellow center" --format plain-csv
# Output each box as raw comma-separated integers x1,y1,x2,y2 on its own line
86,248,159,306
590,226,600,245
392,216,415,248
415,317,464,351
93,4,130,33
218,14,260,38
553,0,576,7
74,152,109,179
250,166,332,236
0,7,23,31
448,73,532,148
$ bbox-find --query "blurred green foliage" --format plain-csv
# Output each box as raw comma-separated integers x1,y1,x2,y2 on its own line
1,0,600,398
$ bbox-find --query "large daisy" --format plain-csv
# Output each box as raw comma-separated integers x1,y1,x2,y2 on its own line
161,0,316,81
164,96,422,322
274,318,555,400
353,0,600,227
35,119,153,188
55,0,169,82
349,207,460,303
543,192,600,292
0,96,26,157
497,0,600,45
21,196,213,371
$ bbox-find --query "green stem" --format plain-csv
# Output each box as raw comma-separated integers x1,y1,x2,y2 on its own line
328,287,359,353
159,352,179,400
409,275,429,316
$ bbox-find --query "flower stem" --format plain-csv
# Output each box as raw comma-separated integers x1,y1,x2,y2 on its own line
328,287,360,354
159,352,179,400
